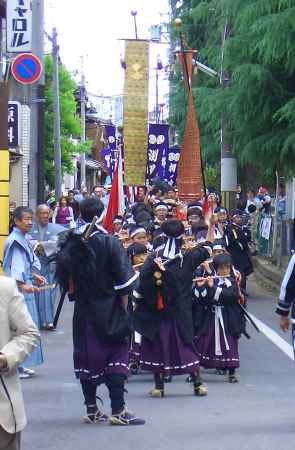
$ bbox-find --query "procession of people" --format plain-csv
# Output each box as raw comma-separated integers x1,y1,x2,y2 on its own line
1,180,262,429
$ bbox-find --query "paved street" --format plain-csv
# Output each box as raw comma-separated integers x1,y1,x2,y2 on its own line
22,279,295,450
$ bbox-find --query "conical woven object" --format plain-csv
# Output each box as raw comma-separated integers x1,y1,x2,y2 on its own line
177,51,203,201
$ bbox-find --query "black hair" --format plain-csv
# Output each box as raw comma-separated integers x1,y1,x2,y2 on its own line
55,232,97,299
187,207,203,219
79,197,104,222
112,215,123,223
231,209,243,218
68,190,74,195
13,206,33,222
161,219,184,238
131,202,151,218
237,199,247,211
213,253,232,269
127,243,147,259
135,210,153,227
191,221,208,235
152,234,166,250
122,223,134,231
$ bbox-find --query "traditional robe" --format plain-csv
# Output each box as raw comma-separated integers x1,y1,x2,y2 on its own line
224,223,253,277
29,222,65,326
133,244,211,375
3,228,43,367
276,255,295,356
58,226,138,382
194,276,246,369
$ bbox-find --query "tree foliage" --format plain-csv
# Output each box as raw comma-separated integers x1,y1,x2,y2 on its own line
170,0,295,187
44,55,91,187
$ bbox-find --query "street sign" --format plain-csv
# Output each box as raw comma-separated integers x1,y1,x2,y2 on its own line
8,101,21,149
11,53,42,85
6,0,32,53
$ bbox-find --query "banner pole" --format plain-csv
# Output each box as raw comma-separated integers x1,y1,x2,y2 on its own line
0,83,9,269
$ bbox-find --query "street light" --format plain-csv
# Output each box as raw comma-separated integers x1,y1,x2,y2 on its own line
130,10,138,39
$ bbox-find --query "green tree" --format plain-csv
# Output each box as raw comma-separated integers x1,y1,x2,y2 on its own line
169,0,295,188
44,55,91,188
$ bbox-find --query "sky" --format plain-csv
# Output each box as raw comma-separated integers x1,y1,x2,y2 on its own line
45,0,170,101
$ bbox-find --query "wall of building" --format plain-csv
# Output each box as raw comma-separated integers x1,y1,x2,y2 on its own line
9,105,30,207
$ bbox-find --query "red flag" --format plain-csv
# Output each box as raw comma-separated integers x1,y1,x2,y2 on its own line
104,163,119,233
104,151,125,233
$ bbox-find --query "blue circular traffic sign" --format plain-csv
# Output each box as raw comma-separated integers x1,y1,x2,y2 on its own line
11,53,42,85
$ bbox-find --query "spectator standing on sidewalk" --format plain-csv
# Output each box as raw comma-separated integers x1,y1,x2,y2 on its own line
67,190,80,221
52,196,74,229
29,205,65,330
3,207,45,379
0,277,40,450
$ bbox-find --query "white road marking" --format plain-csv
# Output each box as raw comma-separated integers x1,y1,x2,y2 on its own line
248,313,294,361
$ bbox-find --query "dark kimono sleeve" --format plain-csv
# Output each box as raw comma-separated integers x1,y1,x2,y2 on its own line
190,243,212,272
193,283,211,303
210,280,239,305
136,255,159,310
109,236,138,296
226,225,248,251
276,255,295,317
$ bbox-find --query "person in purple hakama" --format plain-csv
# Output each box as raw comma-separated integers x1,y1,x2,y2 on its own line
194,254,248,383
55,198,145,426
133,219,212,398
126,243,148,374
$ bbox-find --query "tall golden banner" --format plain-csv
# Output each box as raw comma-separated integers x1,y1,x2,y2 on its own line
123,39,149,186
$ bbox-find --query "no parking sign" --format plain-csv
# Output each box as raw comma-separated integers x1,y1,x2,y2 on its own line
11,53,42,85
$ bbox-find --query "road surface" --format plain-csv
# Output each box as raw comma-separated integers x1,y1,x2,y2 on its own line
22,279,295,450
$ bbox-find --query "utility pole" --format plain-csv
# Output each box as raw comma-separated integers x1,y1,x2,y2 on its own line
155,66,159,123
28,0,45,208
52,27,62,201
80,60,86,190
220,22,237,211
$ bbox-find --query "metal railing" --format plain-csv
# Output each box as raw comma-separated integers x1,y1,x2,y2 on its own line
255,211,292,266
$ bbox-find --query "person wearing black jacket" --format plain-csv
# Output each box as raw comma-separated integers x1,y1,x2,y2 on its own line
276,254,295,354
133,219,212,398
225,210,253,294
194,254,247,383
55,198,144,426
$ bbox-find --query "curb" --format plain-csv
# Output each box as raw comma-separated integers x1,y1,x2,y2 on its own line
252,256,284,295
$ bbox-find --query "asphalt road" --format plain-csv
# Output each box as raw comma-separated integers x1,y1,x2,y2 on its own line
22,279,295,450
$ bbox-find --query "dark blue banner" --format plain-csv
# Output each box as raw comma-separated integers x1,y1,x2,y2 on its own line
146,123,170,184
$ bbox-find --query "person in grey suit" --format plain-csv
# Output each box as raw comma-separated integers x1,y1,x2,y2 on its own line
0,276,40,450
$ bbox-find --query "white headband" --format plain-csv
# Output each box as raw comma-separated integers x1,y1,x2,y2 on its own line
187,205,203,212
130,227,146,239
213,244,224,251
155,204,168,211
